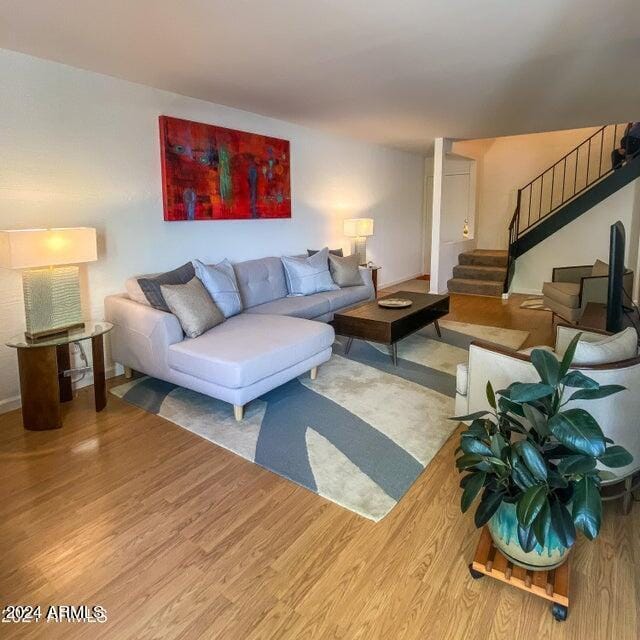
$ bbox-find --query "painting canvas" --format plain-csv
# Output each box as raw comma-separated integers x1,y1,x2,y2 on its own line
159,116,291,221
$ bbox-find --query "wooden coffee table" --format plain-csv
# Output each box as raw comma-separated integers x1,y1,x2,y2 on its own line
332,291,450,365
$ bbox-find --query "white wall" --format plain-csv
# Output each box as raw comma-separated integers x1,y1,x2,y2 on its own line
511,180,640,295
0,49,425,411
425,149,477,292
454,127,600,249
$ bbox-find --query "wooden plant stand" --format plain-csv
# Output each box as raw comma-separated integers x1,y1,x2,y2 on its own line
469,527,570,621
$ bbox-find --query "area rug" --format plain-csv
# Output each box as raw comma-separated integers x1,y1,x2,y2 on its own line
110,321,528,521
520,297,552,312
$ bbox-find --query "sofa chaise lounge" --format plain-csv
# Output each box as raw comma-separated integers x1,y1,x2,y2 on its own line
105,256,374,420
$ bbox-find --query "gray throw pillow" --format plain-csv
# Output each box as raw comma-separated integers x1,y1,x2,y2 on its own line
329,253,364,287
281,247,340,296
193,258,243,318
160,277,225,339
138,262,196,312
307,248,344,257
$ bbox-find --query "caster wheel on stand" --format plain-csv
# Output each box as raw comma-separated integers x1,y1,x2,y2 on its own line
468,564,484,580
552,603,568,621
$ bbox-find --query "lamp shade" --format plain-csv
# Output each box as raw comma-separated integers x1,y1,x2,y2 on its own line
0,228,97,269
343,218,374,237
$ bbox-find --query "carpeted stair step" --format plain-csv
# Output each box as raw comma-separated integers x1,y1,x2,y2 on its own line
447,277,504,297
452,264,506,282
458,250,508,268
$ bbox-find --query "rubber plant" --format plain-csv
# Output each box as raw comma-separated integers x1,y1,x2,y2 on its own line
454,334,633,552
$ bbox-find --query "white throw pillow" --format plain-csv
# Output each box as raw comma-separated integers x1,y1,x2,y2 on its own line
281,247,340,296
193,258,243,318
572,327,638,365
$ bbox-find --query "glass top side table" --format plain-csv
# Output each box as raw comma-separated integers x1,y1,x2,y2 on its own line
6,321,114,431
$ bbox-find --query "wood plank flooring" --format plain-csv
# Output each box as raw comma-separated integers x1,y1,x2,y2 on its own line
0,293,637,639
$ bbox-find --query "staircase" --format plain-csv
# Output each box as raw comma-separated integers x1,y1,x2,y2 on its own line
448,250,508,297
505,123,640,292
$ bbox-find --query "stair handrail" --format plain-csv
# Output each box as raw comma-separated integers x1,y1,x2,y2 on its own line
504,122,635,293
509,123,626,243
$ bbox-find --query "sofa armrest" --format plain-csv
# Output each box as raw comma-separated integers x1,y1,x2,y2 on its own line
552,265,592,283
105,294,183,374
465,341,540,414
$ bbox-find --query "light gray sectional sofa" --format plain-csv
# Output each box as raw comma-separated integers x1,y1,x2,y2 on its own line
105,256,374,420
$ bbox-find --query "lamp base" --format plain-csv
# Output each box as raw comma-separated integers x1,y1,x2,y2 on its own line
24,322,86,341
350,237,368,265
22,266,84,339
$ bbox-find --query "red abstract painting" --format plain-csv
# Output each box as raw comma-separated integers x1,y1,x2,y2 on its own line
159,116,291,221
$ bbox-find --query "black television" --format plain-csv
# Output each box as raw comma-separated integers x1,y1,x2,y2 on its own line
606,221,626,333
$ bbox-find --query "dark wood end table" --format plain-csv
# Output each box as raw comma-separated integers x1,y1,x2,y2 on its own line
332,291,450,365
6,321,113,430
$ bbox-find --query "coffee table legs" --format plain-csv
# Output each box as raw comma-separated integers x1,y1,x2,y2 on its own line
434,320,442,338
344,337,354,354
390,343,398,366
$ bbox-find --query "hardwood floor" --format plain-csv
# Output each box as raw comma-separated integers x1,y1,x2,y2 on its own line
0,293,637,639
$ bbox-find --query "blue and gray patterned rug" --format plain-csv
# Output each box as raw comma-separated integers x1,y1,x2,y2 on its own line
111,320,527,521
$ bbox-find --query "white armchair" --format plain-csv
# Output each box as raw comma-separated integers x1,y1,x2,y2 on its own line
455,325,640,509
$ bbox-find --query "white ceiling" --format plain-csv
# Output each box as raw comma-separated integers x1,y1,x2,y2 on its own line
1,0,639,152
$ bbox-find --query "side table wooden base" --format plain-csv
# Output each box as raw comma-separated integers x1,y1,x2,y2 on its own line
469,527,570,622
16,333,108,431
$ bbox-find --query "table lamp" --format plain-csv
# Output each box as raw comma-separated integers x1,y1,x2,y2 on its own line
343,218,374,265
0,227,97,339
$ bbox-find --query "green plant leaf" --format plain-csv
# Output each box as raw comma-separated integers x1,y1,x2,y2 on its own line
490,433,507,459
572,476,602,540
498,396,525,417
522,404,549,437
510,383,555,403
531,349,560,385
516,441,548,481
486,381,496,409
549,499,576,548
598,470,618,481
517,523,537,552
562,370,599,389
568,385,626,401
461,472,486,513
548,409,606,457
455,454,484,470
451,411,491,422
460,438,493,457
559,333,582,378
557,454,597,475
598,445,634,468
516,484,548,528
546,470,569,488
474,490,504,528
532,499,551,547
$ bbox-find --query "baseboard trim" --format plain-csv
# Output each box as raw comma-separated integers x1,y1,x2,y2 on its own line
0,363,123,415
380,272,425,289
0,395,22,414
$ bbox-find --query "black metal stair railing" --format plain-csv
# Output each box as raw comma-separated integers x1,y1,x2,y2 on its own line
504,123,631,292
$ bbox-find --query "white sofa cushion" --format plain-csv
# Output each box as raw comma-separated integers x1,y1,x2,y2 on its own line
245,294,330,319
572,327,638,365
168,313,335,388
456,363,469,396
